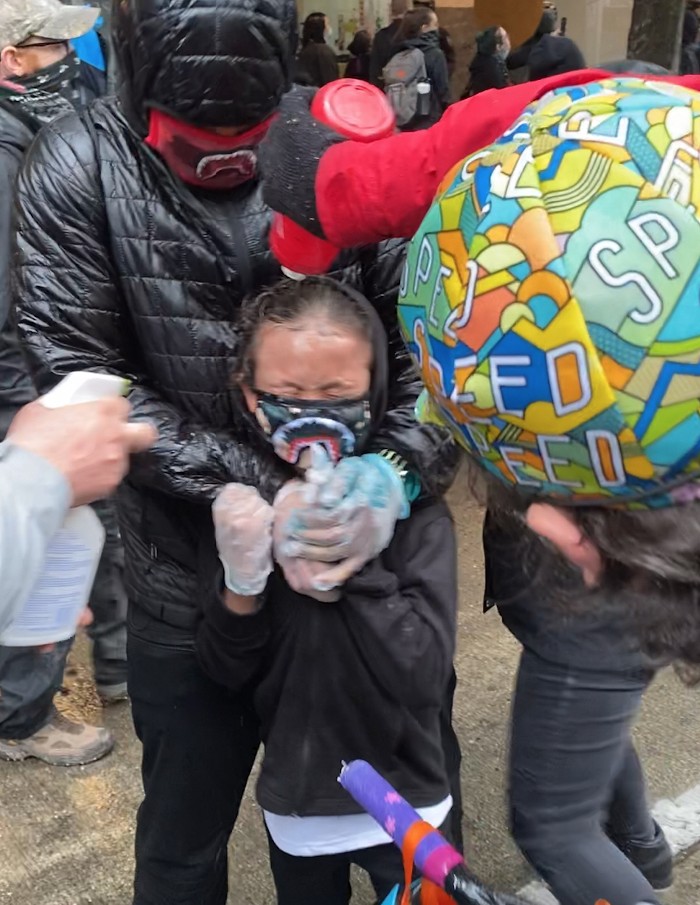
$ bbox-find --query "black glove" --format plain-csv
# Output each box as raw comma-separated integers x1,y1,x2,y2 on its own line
259,86,346,240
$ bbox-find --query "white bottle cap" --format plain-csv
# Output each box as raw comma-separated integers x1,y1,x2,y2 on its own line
281,266,308,281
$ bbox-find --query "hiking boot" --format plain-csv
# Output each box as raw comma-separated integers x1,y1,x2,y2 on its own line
0,713,114,766
97,681,129,705
611,821,674,892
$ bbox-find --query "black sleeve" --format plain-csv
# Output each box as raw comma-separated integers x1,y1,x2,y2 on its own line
0,143,36,438
196,578,271,692
485,56,508,90
341,506,457,708
319,46,340,87
0,316,37,439
357,240,461,497
13,113,287,504
506,40,533,71
369,31,389,86
439,28,456,77
429,50,452,109
567,39,586,70
0,142,21,327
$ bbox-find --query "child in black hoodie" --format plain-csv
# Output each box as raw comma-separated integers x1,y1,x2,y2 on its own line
197,277,458,905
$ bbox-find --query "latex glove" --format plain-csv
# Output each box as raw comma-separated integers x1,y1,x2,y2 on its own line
213,484,273,596
257,85,345,240
272,480,341,603
283,454,409,590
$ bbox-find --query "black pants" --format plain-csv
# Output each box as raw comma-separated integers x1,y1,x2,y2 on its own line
127,604,260,905
441,668,464,854
267,828,426,905
0,500,126,738
128,605,461,905
509,647,660,905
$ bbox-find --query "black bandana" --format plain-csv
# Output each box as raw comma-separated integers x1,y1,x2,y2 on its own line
2,52,80,129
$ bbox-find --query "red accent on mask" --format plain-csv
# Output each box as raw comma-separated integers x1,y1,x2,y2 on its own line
144,109,274,190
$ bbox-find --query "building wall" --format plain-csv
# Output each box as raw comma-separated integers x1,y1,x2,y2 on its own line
437,0,635,96
555,0,633,66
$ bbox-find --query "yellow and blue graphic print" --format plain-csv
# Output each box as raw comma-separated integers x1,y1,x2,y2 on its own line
399,78,700,507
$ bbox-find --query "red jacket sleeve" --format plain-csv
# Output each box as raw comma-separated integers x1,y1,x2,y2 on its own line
316,71,700,248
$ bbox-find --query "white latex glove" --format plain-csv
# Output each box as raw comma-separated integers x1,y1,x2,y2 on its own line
281,454,407,590
213,484,273,596
272,480,341,603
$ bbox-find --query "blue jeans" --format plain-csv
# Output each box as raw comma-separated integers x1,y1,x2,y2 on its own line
509,647,661,905
0,500,127,738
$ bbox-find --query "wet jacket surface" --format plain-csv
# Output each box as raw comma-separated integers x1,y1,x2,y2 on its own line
13,0,458,627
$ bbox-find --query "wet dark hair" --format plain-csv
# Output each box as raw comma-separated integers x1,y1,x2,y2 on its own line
236,277,374,386
475,468,700,682
396,8,436,43
302,12,327,46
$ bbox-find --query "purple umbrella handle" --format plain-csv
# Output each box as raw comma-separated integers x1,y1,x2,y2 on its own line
339,760,463,885
339,760,530,905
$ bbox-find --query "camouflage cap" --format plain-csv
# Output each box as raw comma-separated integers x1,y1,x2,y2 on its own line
0,0,99,51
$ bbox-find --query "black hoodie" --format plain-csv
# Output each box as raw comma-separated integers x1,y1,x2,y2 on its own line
528,33,585,81
196,283,457,817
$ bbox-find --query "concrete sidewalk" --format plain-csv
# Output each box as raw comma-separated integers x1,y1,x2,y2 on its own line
1,478,699,904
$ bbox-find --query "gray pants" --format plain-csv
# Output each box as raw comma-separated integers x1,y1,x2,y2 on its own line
509,647,660,905
0,500,127,738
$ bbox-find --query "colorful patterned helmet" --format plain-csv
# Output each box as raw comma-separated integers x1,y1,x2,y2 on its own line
399,78,700,509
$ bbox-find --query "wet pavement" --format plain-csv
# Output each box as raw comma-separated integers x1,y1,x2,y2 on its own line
1,473,699,904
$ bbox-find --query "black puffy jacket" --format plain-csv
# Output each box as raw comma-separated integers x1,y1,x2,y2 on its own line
13,0,458,627
0,60,105,437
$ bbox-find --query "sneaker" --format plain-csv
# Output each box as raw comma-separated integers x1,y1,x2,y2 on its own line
97,681,129,705
0,713,115,766
611,821,674,892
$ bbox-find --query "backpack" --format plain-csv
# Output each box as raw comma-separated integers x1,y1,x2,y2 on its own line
383,48,428,126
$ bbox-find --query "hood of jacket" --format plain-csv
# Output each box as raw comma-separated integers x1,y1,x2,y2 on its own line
398,30,440,55
244,276,389,454
112,0,298,133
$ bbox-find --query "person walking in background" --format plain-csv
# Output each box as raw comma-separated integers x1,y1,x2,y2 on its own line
528,10,585,81
295,12,339,87
369,0,407,87
345,29,371,81
413,0,456,79
463,25,510,97
0,0,128,768
387,7,450,131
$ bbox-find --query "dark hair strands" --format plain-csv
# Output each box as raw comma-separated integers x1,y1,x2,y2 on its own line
235,277,374,387
396,7,436,43
466,461,700,684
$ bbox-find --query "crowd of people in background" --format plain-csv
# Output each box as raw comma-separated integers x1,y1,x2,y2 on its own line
293,3,589,128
